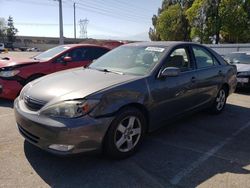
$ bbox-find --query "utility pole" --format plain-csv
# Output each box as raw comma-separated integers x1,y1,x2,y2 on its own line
58,0,64,44
73,2,76,40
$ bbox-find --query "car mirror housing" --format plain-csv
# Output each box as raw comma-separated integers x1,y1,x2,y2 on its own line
159,67,180,78
63,56,72,63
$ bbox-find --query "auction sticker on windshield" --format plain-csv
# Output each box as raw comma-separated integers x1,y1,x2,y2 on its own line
145,47,165,52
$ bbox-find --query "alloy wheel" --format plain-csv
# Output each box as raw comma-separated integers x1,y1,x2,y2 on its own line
216,89,226,111
114,116,142,152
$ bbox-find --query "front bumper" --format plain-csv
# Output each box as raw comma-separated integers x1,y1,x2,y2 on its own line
14,98,113,155
0,78,23,100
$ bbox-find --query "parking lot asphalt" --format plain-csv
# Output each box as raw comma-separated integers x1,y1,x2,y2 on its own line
1,52,250,188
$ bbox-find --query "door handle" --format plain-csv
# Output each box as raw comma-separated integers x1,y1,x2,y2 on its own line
218,70,223,76
191,77,196,83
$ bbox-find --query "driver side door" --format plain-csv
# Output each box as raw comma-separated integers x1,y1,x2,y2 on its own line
149,45,198,127
53,47,92,71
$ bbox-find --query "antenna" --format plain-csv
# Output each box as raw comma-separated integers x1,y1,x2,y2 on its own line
79,18,89,38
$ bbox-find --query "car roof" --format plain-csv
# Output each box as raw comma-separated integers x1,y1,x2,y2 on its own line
124,41,198,48
61,43,110,49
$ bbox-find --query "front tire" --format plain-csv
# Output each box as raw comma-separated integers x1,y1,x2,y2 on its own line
210,86,228,114
104,107,146,159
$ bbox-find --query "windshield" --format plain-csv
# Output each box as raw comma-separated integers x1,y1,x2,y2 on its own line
224,53,250,64
34,46,70,60
89,45,166,76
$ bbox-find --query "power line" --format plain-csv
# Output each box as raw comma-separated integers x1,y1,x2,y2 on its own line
75,2,148,20
72,0,152,15
63,0,151,23
69,0,150,18
75,4,151,24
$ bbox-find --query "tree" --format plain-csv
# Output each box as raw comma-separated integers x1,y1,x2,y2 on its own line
6,16,18,45
186,0,208,43
149,0,193,41
0,18,6,43
219,0,250,43
156,4,190,41
150,0,250,43
149,15,161,41
186,0,223,44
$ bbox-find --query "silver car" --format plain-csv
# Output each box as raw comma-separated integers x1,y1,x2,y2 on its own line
224,52,250,88
14,42,237,159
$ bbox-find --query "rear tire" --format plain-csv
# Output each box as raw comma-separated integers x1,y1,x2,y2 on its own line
104,107,146,159
209,86,228,114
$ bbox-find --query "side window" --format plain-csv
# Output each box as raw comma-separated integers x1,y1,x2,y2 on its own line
193,46,218,68
90,47,110,60
165,47,192,72
70,48,88,62
56,48,88,63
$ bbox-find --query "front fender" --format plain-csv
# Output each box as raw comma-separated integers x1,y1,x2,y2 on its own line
89,78,149,118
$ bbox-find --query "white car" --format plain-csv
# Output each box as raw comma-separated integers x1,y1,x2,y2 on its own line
224,52,250,88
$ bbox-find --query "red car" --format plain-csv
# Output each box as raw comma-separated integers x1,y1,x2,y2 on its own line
0,44,111,100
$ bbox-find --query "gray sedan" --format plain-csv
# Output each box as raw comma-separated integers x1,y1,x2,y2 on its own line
14,42,237,159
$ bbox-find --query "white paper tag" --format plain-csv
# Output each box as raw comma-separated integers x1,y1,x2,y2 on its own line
145,47,165,52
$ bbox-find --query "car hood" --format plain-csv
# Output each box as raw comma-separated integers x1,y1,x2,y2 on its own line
0,57,39,69
24,68,138,105
235,63,250,72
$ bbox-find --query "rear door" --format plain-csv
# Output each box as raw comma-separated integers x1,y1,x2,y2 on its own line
191,45,224,106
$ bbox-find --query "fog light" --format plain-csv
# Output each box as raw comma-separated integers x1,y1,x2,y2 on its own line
49,144,74,152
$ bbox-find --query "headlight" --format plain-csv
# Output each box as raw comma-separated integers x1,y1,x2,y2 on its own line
238,71,250,76
0,70,20,77
39,99,99,118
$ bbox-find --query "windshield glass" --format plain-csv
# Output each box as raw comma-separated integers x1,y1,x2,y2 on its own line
89,45,166,76
224,53,250,64
34,46,70,60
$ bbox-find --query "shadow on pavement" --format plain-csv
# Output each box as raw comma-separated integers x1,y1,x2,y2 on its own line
24,103,250,188
235,88,250,96
0,99,14,108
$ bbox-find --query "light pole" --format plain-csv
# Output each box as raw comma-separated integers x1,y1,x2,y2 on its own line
58,0,64,44
74,2,76,40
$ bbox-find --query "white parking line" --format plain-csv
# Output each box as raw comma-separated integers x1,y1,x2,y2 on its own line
170,120,250,185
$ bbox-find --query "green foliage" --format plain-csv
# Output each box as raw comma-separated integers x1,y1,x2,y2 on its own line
219,0,250,43
0,16,18,45
186,0,208,43
150,0,250,43
6,16,18,44
156,4,189,41
0,18,6,43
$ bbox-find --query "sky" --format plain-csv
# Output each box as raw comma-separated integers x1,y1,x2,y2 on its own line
0,0,162,41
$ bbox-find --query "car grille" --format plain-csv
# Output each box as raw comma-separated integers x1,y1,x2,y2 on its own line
24,95,46,111
17,124,40,143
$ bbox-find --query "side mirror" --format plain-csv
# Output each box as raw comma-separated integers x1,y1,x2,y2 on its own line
63,56,72,63
159,67,180,78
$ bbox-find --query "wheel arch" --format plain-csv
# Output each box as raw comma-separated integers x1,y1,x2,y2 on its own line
115,103,150,132
221,83,230,96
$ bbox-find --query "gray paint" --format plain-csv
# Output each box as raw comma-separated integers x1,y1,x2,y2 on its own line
14,42,237,154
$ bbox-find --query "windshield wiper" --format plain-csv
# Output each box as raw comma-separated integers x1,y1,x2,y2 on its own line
87,67,124,75
101,69,124,75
